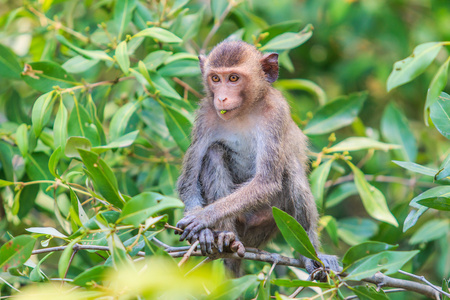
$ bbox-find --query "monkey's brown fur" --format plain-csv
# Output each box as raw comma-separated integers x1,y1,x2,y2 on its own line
176,40,340,277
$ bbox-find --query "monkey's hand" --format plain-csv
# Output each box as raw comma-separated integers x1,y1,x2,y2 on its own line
304,254,342,282
176,212,211,242
216,231,245,258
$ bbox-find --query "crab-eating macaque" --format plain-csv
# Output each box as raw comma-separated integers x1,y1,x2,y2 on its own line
176,40,341,277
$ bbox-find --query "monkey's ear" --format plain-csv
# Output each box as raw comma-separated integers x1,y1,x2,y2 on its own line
261,53,279,83
199,55,207,75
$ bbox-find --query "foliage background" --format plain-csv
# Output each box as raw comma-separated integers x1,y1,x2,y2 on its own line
0,0,449,299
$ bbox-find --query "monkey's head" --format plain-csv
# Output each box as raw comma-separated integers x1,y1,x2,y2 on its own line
199,40,279,121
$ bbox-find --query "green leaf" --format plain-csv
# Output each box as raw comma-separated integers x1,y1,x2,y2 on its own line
93,130,139,153
392,160,437,177
113,0,136,40
0,235,36,272
30,252,52,282
342,242,398,265
109,102,139,141
271,278,332,288
31,91,56,137
409,186,450,213
115,41,130,74
133,27,183,43
65,136,92,158
25,153,52,181
48,146,61,178
430,92,450,139
304,92,366,135
57,35,113,61
338,218,378,246
326,182,358,208
272,207,321,262
387,42,443,91
0,180,14,188
158,60,201,77
0,44,21,79
275,79,327,106
62,55,99,73
310,159,333,211
58,239,78,278
260,24,313,51
344,250,419,281
68,103,100,147
349,286,389,300
143,50,172,71
118,192,183,226
26,227,67,239
409,219,449,244
320,215,339,246
152,72,182,99
327,137,400,153
15,124,28,157
78,149,125,208
207,275,257,300
211,0,228,22
425,59,450,123
54,99,68,153
161,103,192,152
348,162,398,227
73,265,111,287
436,153,450,180
403,207,428,232
381,103,417,162
417,198,450,211
21,61,77,92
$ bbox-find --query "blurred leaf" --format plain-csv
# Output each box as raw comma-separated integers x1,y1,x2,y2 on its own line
409,219,449,244
17,184,39,218
57,35,113,61
133,27,183,43
152,72,182,99
93,130,139,153
304,92,366,135
16,124,28,157
22,61,77,92
48,146,61,178
310,159,333,211
30,252,52,282
119,192,183,226
436,153,450,180
403,207,428,232
143,50,172,71
275,79,327,106
25,152,52,181
328,137,400,153
164,52,198,64
26,227,67,239
58,239,78,278
417,198,450,211
392,160,437,176
271,278,332,288
68,103,100,146
109,102,139,141
349,286,389,300
159,163,179,196
345,250,419,281
0,44,21,79
410,186,450,206
342,242,398,265
78,149,125,208
115,41,130,74
430,92,450,139
0,142,15,182
160,103,192,152
62,55,99,73
114,0,136,40
260,24,313,51
54,99,68,153
262,20,303,39
272,207,321,262
348,162,398,227
320,215,339,246
158,60,200,77
207,275,257,300
65,136,92,158
425,59,450,123
0,235,36,272
211,0,228,22
381,103,417,162
387,42,443,91
326,182,358,208
31,91,56,137
338,218,378,246
73,265,111,287
0,180,14,187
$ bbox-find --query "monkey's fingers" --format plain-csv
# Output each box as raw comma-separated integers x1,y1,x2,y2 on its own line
230,241,245,258
184,223,206,241
176,215,195,231
205,229,214,254
199,231,207,256
217,232,225,253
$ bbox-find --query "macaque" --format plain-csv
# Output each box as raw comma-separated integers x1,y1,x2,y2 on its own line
176,40,340,277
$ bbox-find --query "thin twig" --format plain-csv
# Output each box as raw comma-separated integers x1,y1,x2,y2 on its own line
264,261,278,287
178,241,200,267
32,244,146,257
172,77,204,99
344,288,406,300
0,277,21,293
61,76,134,94
288,273,313,298
398,270,450,298
324,173,436,188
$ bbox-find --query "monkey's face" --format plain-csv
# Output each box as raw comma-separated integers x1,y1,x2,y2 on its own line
207,68,248,120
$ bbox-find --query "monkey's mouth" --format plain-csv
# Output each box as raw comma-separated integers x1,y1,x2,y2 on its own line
218,106,239,115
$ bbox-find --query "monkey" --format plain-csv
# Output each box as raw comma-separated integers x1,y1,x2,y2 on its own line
175,40,341,278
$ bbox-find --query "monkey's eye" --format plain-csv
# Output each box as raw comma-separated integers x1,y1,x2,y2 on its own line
229,74,239,82
211,75,220,82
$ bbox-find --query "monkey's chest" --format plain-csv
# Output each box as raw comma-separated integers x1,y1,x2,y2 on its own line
222,135,257,183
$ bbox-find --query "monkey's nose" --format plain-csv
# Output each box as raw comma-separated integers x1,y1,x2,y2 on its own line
218,97,227,102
